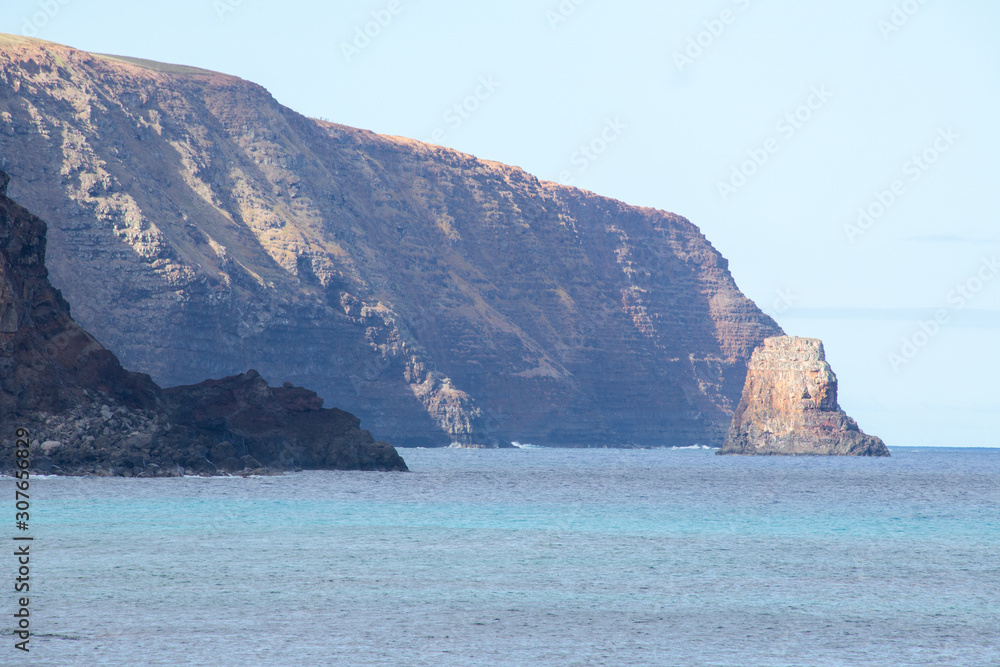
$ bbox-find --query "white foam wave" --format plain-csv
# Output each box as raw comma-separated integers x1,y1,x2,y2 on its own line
511,441,543,449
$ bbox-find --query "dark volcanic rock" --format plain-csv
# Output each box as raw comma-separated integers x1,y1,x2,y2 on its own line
0,35,782,448
0,169,406,475
717,336,889,456
0,167,159,416
164,370,407,472
0,168,160,417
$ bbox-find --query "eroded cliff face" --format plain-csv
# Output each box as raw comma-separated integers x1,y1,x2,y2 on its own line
0,34,783,447
718,336,889,456
0,169,406,474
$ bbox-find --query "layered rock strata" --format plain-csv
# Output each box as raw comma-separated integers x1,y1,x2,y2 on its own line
0,35,783,447
718,336,889,456
0,169,406,475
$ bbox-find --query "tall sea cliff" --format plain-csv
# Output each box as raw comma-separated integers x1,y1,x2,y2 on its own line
0,34,782,447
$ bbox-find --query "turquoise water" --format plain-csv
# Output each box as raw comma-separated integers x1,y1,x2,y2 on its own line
10,447,1000,666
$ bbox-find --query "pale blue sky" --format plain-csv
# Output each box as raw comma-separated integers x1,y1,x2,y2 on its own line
4,0,998,446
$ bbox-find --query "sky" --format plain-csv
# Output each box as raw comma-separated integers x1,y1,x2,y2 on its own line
3,0,998,447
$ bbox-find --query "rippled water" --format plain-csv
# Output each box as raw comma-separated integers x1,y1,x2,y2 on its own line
10,447,1000,666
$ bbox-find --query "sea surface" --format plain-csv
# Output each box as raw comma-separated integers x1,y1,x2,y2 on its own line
8,446,999,666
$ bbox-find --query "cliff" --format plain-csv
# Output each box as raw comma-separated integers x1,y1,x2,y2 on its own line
0,34,782,447
718,336,889,456
0,169,406,474
0,168,160,417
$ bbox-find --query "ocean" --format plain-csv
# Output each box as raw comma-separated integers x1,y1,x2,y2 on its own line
11,446,999,666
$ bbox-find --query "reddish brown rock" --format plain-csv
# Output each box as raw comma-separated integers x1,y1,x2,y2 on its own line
718,336,889,456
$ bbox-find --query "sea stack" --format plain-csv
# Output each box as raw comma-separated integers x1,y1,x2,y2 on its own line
717,336,889,456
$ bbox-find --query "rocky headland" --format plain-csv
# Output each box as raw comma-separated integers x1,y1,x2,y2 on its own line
163,370,406,473
0,169,406,475
718,336,889,456
0,34,782,448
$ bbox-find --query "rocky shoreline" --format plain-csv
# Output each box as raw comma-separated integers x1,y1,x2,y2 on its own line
9,370,408,477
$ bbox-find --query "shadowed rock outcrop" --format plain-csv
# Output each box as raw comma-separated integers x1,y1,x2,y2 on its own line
0,169,160,418
717,336,889,456
164,370,406,472
0,34,782,447
0,169,406,475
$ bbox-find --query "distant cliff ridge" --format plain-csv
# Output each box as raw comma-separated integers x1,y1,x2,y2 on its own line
718,336,889,456
0,34,783,447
